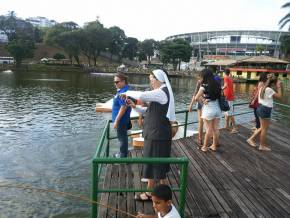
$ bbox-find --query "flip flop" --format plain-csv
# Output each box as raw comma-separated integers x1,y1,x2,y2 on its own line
209,145,217,151
200,146,208,152
258,145,271,151
247,139,257,147
134,192,152,201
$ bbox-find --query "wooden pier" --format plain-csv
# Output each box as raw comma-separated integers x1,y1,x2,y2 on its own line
97,121,290,218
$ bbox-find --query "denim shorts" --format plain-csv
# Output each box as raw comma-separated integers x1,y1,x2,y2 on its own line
196,102,203,110
257,104,272,119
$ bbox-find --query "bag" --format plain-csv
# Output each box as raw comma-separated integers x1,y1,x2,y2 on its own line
249,99,258,109
171,121,179,138
127,120,132,130
219,95,230,111
249,87,259,109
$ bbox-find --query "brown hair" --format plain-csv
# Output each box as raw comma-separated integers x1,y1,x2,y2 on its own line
115,73,128,84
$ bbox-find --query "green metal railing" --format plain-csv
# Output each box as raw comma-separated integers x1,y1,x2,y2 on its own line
92,101,290,218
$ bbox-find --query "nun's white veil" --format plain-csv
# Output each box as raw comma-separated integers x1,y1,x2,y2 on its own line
152,69,176,122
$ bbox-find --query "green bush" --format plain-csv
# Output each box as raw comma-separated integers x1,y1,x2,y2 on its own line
53,53,66,60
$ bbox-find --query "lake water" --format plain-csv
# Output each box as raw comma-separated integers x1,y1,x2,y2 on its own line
0,70,289,218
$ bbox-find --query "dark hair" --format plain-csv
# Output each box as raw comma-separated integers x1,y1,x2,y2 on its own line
258,72,268,82
201,69,221,100
260,74,278,99
225,69,230,76
115,73,128,84
151,184,172,201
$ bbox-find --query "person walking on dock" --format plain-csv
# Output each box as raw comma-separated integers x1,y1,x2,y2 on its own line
247,74,282,151
249,73,267,131
112,73,132,158
222,69,238,133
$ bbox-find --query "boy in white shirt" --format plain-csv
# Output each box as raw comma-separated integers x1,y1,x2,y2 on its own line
136,184,181,218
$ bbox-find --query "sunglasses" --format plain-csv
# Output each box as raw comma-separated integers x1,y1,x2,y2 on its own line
114,80,122,84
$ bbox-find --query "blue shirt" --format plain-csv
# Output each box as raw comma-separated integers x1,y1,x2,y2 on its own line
112,85,131,126
214,75,221,86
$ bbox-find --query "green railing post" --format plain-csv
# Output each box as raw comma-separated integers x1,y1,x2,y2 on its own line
179,160,188,218
106,124,110,157
91,162,99,218
183,111,188,138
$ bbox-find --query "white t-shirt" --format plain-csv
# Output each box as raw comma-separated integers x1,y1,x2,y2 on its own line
158,204,181,218
258,87,276,108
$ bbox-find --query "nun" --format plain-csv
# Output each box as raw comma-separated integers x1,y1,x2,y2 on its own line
125,69,176,201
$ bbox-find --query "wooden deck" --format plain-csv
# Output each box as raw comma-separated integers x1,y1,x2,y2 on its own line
97,121,290,218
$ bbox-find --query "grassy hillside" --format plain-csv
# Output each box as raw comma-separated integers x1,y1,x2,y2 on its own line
0,43,120,66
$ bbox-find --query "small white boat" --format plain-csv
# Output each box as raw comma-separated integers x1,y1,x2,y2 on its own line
2,70,13,73
95,91,142,117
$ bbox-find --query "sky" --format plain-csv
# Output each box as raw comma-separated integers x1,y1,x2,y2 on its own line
1,0,289,41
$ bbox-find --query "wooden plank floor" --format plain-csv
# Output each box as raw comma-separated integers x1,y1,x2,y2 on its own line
97,121,290,218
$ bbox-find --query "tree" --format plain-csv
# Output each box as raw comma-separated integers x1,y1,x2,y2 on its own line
280,35,290,58
159,39,192,70
140,39,157,64
53,53,66,60
123,37,139,60
6,39,34,67
0,13,36,66
108,26,126,60
83,21,111,66
44,23,82,65
255,45,265,56
279,2,290,29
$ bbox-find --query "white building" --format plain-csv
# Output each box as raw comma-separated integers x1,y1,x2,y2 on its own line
0,31,8,43
26,16,57,28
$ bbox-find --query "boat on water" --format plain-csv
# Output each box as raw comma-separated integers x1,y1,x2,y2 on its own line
95,90,142,117
2,70,13,73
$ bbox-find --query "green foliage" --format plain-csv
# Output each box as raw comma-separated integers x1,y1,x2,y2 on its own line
53,53,66,60
280,35,290,57
108,26,126,58
159,39,192,70
6,39,34,66
139,39,157,63
123,37,138,60
279,2,290,29
0,13,36,66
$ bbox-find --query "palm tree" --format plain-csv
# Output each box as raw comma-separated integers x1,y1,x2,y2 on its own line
279,2,290,29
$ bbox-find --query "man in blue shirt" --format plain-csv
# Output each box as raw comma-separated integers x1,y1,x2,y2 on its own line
112,73,131,158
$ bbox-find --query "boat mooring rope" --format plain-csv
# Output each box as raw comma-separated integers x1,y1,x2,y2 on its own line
0,184,137,218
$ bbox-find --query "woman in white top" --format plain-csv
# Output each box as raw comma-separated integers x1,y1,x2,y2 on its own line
195,69,222,152
247,74,282,151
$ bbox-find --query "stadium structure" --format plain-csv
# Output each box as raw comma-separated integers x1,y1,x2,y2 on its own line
166,30,290,59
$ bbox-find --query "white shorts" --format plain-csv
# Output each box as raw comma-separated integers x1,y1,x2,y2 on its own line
224,101,234,116
201,100,222,120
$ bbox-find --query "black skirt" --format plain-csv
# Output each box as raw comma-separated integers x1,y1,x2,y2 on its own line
143,139,171,180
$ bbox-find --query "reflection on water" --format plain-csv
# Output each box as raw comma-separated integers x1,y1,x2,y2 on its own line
0,71,288,217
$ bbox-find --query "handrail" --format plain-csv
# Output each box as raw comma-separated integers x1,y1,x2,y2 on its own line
92,101,290,218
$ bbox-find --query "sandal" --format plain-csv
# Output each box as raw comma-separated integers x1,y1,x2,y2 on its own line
209,145,217,151
247,139,257,147
134,192,152,201
258,145,271,151
200,146,207,152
